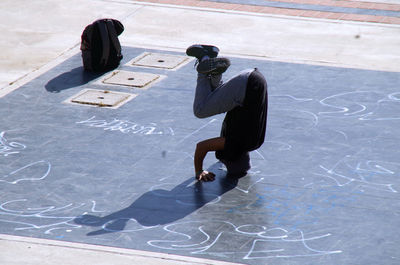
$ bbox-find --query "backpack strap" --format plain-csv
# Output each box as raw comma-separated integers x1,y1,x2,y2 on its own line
96,20,110,69
105,20,122,57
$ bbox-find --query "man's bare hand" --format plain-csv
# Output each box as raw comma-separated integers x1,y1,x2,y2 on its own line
196,170,215,182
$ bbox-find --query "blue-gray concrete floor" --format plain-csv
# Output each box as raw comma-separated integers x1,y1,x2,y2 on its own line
1,46,400,265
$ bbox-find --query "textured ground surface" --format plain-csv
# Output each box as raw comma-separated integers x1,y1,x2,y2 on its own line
1,1,399,264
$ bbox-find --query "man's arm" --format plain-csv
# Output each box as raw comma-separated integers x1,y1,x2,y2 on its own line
194,137,225,181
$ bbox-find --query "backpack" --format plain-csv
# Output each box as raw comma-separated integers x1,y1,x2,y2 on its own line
80,19,124,72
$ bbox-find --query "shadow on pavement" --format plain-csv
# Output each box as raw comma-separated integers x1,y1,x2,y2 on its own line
45,66,103,93
74,163,239,235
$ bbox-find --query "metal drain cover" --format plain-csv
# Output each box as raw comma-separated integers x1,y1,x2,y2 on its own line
103,70,160,88
65,89,136,108
129,52,190,69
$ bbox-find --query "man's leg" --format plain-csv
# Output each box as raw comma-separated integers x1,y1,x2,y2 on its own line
187,44,248,118
193,68,250,118
193,73,221,117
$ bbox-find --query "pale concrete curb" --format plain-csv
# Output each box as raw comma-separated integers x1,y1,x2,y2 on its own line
0,234,245,265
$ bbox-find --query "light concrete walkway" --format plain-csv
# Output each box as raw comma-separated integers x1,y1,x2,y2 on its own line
0,234,243,265
1,0,399,94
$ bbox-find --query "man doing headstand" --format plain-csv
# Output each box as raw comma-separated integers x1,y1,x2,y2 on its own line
186,44,268,182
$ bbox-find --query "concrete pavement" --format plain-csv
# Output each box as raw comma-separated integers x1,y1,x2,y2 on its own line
0,0,399,264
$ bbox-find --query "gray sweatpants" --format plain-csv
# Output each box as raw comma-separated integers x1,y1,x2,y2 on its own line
193,69,253,119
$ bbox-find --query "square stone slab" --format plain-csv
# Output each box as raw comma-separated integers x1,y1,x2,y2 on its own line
129,52,190,70
65,89,136,108
103,70,160,88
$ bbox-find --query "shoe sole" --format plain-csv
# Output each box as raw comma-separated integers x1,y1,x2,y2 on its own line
186,44,219,59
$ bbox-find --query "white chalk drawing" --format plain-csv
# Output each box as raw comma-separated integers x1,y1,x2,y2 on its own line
1,196,343,261
362,91,400,121
271,94,313,102
313,155,398,193
89,200,106,213
319,91,400,120
235,177,264,194
274,108,319,132
243,228,342,259
0,160,51,184
0,199,82,233
334,130,348,141
178,118,218,144
76,116,175,135
0,131,26,156
147,221,341,259
0,199,152,235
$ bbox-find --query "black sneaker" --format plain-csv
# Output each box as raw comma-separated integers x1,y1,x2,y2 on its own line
197,57,231,75
186,44,219,60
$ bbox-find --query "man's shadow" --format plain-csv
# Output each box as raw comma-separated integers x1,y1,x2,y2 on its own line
74,163,240,236
45,66,103,93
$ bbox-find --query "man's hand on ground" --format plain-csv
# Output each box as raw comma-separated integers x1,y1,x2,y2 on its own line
196,170,215,182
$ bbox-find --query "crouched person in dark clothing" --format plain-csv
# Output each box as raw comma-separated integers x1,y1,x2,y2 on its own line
186,44,268,181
